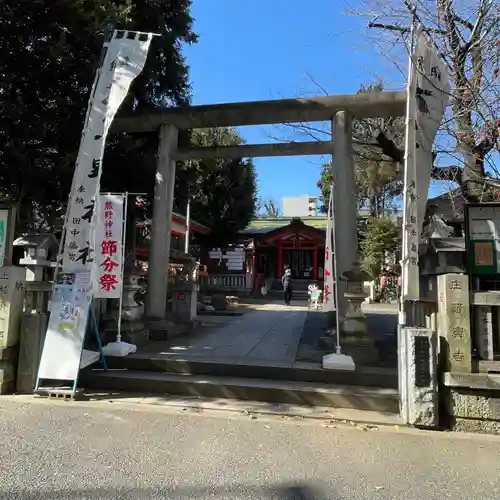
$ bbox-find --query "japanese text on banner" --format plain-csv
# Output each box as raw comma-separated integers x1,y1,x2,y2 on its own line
94,194,125,298
401,28,450,301
62,34,152,271
323,190,336,312
37,31,153,384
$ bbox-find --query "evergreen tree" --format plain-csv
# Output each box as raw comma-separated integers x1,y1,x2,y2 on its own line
0,0,196,231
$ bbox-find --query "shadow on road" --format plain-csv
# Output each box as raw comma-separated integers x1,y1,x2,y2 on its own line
4,482,335,499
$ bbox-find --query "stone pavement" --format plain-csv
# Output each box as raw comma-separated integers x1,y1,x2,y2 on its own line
295,303,399,366
145,300,308,365
1,397,500,499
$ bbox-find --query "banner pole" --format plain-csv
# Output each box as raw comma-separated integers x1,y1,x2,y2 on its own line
330,183,342,355
116,192,128,343
36,31,154,388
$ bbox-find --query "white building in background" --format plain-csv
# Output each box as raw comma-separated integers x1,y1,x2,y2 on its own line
282,196,318,217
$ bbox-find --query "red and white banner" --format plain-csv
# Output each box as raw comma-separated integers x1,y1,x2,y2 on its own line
322,188,336,311
94,194,125,298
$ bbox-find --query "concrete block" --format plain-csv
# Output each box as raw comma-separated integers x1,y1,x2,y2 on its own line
437,274,471,372
0,359,16,394
17,313,47,394
0,379,14,394
0,346,18,361
171,288,197,322
452,417,500,435
399,327,438,428
449,388,500,420
442,375,500,434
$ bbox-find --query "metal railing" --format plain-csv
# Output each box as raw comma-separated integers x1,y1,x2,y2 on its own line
199,274,251,292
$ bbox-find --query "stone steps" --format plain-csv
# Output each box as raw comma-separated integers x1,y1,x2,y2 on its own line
79,369,400,413
90,356,398,388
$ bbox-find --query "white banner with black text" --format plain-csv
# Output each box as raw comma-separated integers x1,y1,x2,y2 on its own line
37,31,152,383
401,28,450,301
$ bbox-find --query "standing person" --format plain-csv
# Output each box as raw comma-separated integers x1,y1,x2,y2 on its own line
282,267,293,305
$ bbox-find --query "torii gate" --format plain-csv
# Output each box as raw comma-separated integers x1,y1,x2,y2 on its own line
112,91,406,348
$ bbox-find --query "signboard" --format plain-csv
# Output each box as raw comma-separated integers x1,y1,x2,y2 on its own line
37,31,152,383
466,204,500,277
94,194,125,299
208,247,245,271
0,210,8,267
401,28,450,300
0,206,16,267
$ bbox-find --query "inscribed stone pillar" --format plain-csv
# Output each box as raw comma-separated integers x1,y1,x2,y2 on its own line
146,123,178,321
399,327,438,428
437,273,471,373
475,305,494,361
331,111,358,322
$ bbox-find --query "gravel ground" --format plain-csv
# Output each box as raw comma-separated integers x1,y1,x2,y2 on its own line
1,398,500,499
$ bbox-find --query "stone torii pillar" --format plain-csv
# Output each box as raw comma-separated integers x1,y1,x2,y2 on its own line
331,111,357,322
331,111,376,363
146,123,178,325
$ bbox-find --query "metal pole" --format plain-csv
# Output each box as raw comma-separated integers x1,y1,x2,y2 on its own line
330,183,342,355
116,192,128,343
184,197,191,254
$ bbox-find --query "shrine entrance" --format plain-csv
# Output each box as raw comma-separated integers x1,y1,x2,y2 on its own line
251,217,325,281
284,249,314,279
111,90,406,329
95,88,405,415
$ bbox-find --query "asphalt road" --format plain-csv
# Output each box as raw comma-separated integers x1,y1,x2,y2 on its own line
1,398,500,499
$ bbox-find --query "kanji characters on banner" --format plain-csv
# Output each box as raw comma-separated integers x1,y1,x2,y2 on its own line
401,28,450,301
37,31,153,383
322,187,336,312
95,194,125,298
62,33,152,272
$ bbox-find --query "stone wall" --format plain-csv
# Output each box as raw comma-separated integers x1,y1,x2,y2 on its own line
0,346,17,393
446,387,500,434
432,273,500,434
0,267,27,394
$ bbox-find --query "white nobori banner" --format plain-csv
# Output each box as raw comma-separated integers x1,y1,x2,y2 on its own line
414,29,451,230
37,32,152,383
94,194,125,299
322,188,336,312
62,32,152,272
401,28,450,301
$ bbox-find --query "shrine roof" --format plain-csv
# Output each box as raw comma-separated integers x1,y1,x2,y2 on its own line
426,189,466,222
241,216,328,235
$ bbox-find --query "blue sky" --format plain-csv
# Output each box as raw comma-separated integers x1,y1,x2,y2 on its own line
184,1,408,205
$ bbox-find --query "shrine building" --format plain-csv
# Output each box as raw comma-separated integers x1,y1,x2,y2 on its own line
241,216,328,282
